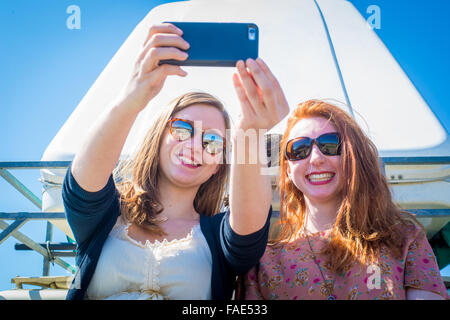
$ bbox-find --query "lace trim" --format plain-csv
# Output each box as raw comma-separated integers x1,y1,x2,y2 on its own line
122,222,199,249
111,219,201,294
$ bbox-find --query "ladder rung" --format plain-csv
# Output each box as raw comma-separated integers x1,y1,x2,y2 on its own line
15,242,76,251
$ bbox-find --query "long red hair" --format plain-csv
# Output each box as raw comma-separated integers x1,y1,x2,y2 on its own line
273,100,420,273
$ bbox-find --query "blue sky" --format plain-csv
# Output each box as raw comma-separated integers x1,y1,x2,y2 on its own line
0,0,449,292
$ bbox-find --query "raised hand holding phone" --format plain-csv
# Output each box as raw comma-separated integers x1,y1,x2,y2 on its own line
118,23,190,113
71,23,190,192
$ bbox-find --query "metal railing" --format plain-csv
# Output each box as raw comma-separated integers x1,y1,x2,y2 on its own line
0,157,449,278
0,161,75,276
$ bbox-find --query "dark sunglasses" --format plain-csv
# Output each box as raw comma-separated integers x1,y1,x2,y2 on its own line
285,132,341,161
168,118,225,155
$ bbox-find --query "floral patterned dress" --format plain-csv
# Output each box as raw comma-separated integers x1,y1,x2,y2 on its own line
245,224,448,300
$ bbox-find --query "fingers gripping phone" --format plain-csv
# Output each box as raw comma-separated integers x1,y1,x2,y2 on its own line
160,22,259,67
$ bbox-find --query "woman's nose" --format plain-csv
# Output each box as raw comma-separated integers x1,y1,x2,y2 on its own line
309,144,325,165
181,133,203,158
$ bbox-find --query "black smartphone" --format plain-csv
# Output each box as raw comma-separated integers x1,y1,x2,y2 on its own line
160,22,259,67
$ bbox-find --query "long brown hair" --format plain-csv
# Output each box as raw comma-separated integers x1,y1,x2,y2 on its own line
115,92,231,236
273,100,421,273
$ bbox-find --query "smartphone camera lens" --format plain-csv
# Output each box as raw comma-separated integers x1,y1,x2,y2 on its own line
248,27,256,41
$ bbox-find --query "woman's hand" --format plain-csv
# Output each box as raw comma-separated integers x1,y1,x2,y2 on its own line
232,58,289,132
118,23,190,114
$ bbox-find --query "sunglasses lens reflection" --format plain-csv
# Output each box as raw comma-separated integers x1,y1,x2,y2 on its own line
171,120,193,141
289,138,311,160
286,133,340,160
318,133,340,156
170,119,224,155
203,132,224,155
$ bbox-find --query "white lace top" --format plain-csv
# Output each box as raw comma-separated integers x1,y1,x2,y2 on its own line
85,216,212,300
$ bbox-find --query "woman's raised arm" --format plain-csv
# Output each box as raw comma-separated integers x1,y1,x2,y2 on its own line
229,58,289,235
71,23,189,192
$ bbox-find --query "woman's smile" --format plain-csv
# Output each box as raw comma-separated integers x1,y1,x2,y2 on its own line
177,152,202,168
306,171,336,185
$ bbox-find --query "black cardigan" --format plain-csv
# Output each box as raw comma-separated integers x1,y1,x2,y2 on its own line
62,167,271,300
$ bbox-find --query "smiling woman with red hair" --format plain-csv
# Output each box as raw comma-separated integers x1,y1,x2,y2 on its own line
244,100,448,300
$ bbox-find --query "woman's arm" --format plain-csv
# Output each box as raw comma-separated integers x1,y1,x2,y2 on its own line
406,288,446,300
229,58,289,235
71,23,189,192
403,226,448,300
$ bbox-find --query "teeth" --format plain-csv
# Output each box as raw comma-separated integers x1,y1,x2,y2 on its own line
178,155,200,167
308,173,334,182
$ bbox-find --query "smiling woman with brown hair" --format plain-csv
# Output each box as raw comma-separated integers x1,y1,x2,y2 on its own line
245,100,448,300
115,92,231,238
